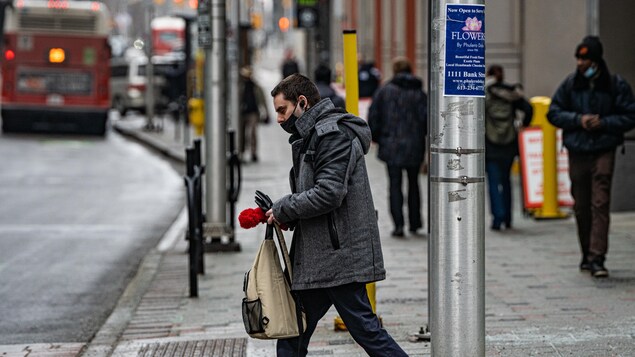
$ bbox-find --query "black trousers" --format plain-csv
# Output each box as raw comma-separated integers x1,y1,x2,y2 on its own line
568,150,616,263
276,282,407,357
387,164,422,230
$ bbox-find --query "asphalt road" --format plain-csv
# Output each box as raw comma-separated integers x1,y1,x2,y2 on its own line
0,124,184,344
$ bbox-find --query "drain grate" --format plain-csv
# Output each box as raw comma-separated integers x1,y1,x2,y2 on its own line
137,338,247,357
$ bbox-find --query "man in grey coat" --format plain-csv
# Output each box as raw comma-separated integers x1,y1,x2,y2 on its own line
266,74,407,356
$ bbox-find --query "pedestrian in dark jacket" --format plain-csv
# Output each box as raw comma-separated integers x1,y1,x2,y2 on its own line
281,48,300,79
314,64,345,109
547,36,635,278
266,74,407,357
484,65,533,231
368,57,427,237
239,66,268,162
358,55,381,98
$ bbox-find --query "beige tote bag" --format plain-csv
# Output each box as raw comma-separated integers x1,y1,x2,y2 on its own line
242,223,306,339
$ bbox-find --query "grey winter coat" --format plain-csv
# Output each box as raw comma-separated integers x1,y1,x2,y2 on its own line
272,99,386,290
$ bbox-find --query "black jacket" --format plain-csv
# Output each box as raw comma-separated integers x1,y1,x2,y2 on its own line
368,73,427,167
547,67,635,154
315,82,345,109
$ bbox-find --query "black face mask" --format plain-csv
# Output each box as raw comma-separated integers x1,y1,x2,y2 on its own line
280,100,304,134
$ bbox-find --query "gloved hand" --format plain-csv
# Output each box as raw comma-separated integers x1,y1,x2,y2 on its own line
255,190,273,212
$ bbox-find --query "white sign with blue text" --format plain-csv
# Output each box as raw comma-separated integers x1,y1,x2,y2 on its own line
444,4,485,97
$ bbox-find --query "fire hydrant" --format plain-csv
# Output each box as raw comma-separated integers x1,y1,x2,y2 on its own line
188,97,204,136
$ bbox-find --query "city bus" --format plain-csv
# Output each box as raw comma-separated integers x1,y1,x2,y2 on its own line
1,0,111,135
151,16,185,55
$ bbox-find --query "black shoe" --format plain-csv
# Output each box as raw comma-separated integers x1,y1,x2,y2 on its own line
579,260,591,272
409,225,422,234
391,227,404,237
590,261,609,278
252,154,259,162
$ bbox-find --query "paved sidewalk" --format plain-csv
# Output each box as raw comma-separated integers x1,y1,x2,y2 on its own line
98,85,635,357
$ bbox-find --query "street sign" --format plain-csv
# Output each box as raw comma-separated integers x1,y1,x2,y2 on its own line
197,0,211,48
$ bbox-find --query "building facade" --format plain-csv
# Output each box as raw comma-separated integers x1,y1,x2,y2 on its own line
329,0,635,100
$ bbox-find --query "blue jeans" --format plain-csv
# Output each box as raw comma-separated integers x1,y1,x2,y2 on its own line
276,283,407,357
486,157,514,228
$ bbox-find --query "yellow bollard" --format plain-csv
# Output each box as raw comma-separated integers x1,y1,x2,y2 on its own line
343,30,359,116
188,97,205,136
333,30,380,332
530,96,568,219
186,49,206,137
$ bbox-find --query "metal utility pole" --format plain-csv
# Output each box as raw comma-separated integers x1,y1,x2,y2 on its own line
228,0,241,155
429,1,485,356
144,0,155,130
201,0,229,243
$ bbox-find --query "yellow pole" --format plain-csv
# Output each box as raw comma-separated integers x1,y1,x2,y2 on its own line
333,30,379,332
530,96,567,219
343,30,359,116
188,49,205,136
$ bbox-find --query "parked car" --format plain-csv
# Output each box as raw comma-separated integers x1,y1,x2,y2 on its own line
110,51,184,115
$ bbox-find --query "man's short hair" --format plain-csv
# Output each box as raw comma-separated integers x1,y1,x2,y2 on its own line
270,74,321,106
392,57,412,74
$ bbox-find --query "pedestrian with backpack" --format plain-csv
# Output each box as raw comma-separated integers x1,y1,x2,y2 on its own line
485,64,533,231
547,36,635,278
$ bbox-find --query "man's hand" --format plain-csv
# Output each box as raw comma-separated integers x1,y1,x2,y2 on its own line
581,114,602,131
265,209,277,225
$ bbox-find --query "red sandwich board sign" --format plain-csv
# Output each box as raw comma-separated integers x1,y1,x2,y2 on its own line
518,127,574,209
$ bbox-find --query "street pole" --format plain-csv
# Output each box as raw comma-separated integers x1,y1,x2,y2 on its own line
305,27,314,80
203,0,228,242
228,0,241,157
429,1,485,356
144,0,155,130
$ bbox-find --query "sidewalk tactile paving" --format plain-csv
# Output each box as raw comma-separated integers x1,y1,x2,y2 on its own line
137,339,246,357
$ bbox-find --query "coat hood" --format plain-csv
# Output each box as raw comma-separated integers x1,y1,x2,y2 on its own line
295,98,372,154
390,72,423,90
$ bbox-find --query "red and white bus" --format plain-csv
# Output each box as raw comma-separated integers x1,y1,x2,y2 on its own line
1,0,111,135
151,16,185,56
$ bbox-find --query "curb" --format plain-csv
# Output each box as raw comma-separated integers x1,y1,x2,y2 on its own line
81,123,189,356
112,121,186,163
80,250,165,357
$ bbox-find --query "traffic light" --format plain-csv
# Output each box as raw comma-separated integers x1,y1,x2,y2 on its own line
278,16,290,32
296,0,318,28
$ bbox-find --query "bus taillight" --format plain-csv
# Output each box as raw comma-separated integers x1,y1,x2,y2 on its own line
48,1,69,9
49,48,65,63
127,83,146,95
5,49,15,60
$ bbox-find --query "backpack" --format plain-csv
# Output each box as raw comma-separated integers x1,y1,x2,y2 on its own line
485,88,516,145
